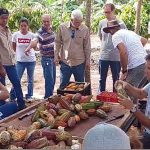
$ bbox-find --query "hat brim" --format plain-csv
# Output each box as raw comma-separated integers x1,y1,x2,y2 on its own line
0,14,9,17
103,25,120,33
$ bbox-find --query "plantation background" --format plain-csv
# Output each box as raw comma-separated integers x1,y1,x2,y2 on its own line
0,0,149,37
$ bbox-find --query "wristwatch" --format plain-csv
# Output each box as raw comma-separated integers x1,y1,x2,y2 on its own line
130,105,138,113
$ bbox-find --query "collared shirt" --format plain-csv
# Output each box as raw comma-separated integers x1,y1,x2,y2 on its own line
35,26,55,58
55,22,91,66
0,26,16,65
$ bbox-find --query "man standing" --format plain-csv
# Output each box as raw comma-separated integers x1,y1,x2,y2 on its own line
55,9,91,89
115,54,150,149
103,20,147,92
25,14,56,99
0,8,25,110
98,3,126,92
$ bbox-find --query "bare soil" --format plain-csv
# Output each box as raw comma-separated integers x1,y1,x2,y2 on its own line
5,35,114,98
6,36,150,99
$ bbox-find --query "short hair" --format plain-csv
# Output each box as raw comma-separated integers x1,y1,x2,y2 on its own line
19,17,29,25
71,9,83,21
104,3,116,11
145,54,150,61
42,14,51,20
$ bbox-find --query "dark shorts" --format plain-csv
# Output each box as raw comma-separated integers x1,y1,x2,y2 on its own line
140,131,150,149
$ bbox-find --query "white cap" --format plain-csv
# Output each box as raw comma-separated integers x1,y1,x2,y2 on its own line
83,123,131,150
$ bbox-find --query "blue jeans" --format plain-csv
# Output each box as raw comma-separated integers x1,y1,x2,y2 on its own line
3,65,25,110
60,61,85,89
15,61,35,99
99,60,121,92
0,102,18,119
41,56,56,99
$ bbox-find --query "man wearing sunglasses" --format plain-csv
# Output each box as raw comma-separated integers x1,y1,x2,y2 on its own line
55,9,91,89
98,3,126,93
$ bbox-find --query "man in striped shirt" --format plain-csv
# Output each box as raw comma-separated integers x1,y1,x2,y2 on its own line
25,14,56,99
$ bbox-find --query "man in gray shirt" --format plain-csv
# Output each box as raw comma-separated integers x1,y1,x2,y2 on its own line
98,3,126,92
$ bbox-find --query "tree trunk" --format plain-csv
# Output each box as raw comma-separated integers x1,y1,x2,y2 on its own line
135,0,143,34
85,0,92,30
61,0,64,22
85,0,92,86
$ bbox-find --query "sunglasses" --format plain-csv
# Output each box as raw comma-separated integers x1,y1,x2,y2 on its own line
104,11,112,14
71,30,75,39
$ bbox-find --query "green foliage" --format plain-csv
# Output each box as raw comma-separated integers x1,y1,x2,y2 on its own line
90,1,149,37
1,0,149,37
91,7,105,33
8,8,46,32
119,4,136,31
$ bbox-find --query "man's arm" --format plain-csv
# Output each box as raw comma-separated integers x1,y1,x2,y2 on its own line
0,83,9,100
141,37,147,47
12,42,16,52
54,27,62,65
83,28,91,68
118,97,150,129
116,80,148,99
0,61,6,77
25,39,38,56
117,43,128,73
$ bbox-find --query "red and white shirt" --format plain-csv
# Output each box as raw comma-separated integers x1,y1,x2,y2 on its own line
12,31,36,62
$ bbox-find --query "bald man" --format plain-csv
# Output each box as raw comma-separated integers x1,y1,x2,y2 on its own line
25,14,56,99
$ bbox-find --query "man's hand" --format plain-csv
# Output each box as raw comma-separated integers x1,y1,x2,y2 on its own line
118,95,134,110
24,49,30,56
120,72,127,81
115,80,128,89
85,62,90,70
0,65,6,77
54,58,60,66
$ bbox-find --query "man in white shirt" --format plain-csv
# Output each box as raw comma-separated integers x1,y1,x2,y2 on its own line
103,20,147,101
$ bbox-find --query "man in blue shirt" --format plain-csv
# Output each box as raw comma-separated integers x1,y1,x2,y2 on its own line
25,14,56,99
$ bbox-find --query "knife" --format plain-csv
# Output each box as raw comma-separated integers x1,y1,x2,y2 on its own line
105,114,125,123
96,114,125,126
18,109,36,120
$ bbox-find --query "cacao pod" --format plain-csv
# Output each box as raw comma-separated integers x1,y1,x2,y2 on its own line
78,110,89,120
27,137,49,149
86,109,96,115
96,109,108,119
67,117,76,128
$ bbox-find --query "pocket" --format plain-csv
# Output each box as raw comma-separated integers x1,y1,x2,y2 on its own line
41,58,51,67
60,61,69,70
75,36,83,44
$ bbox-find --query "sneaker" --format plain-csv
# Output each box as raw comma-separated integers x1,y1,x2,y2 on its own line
18,104,27,111
25,97,34,103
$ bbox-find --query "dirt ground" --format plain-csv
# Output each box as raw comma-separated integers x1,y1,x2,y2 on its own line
6,35,150,99
6,35,113,99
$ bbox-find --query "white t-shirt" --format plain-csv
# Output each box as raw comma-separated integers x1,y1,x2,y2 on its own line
112,29,147,69
12,31,36,62
143,83,150,134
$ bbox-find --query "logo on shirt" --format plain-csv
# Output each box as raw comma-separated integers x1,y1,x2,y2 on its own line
18,38,31,43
